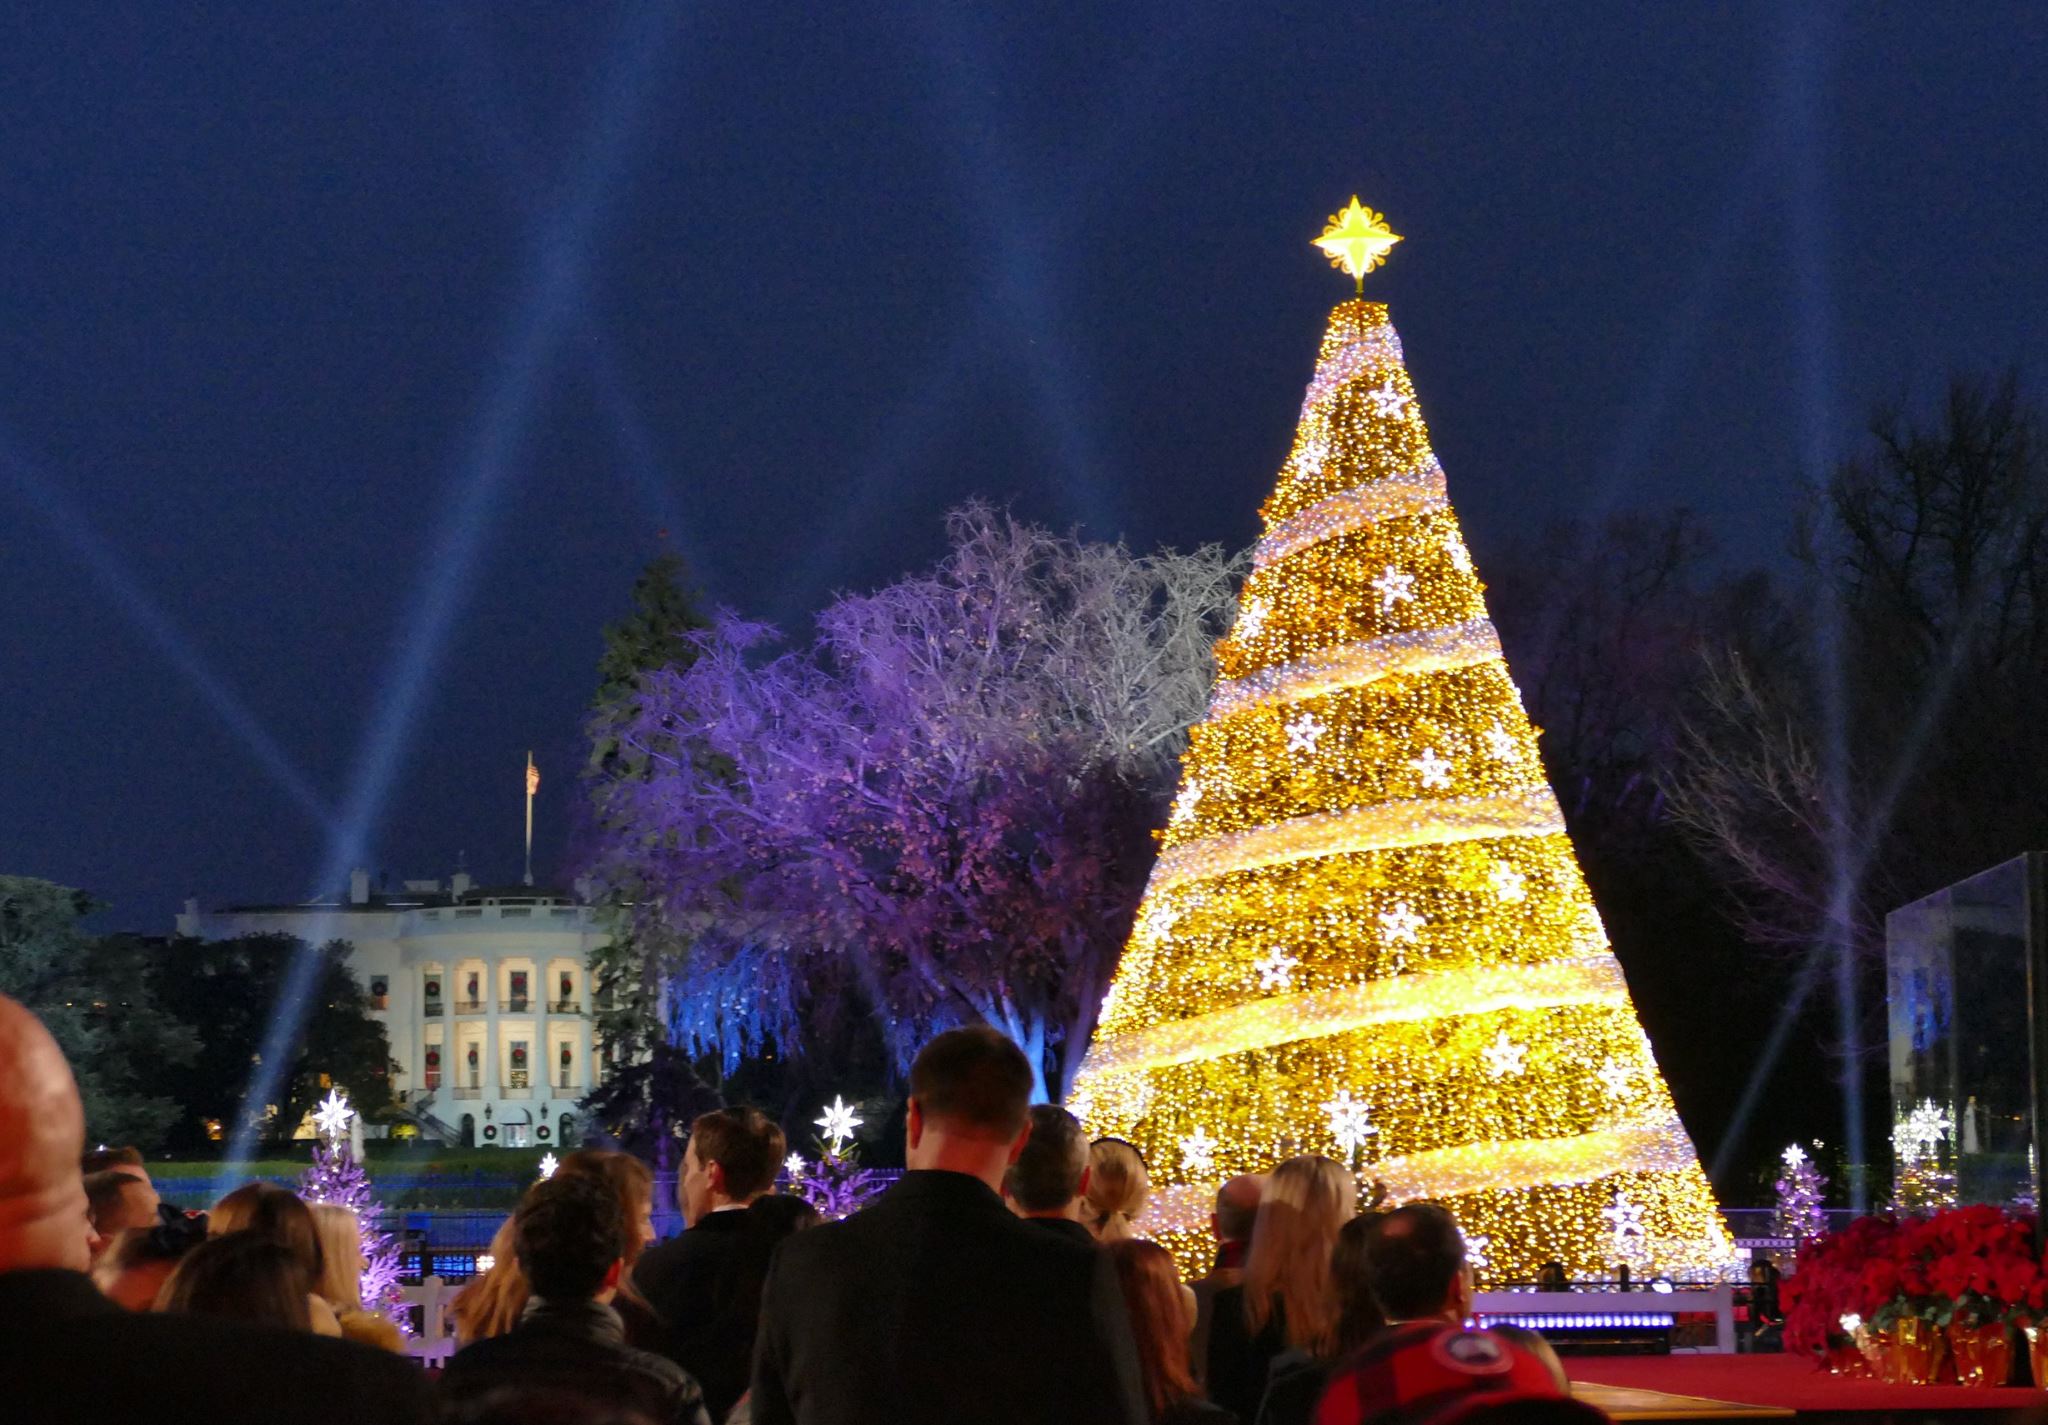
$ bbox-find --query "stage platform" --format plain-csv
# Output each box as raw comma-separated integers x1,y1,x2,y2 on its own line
1567,1354,2048,1423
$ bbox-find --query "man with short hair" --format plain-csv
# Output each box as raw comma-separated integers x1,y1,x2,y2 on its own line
1190,1172,1264,1383
1313,1204,1565,1425
751,1026,1146,1425
84,1167,160,1255
441,1172,710,1425
0,993,430,1424
1002,1103,1094,1246
636,1106,788,1421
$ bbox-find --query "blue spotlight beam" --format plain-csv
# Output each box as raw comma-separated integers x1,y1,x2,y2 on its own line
3,445,337,833
226,8,682,1168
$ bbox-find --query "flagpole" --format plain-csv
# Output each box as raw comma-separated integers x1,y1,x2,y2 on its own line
523,751,538,887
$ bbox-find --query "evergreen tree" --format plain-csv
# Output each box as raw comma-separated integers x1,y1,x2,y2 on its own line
297,1096,406,1330
1069,201,1730,1280
1773,1143,1828,1244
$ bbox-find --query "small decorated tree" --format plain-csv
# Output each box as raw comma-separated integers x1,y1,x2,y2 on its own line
1774,1143,1829,1245
297,1089,406,1331
787,1096,889,1221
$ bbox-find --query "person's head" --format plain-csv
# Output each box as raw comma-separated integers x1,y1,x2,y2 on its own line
451,1215,528,1344
1536,1262,1568,1292
1083,1138,1151,1242
1213,1173,1265,1245
84,1167,161,1250
1366,1202,1473,1324
1004,1105,1091,1219
1243,1154,1356,1353
91,1204,208,1311
558,1149,656,1262
1332,1210,1388,1353
210,1182,325,1287
681,1108,786,1225
308,1202,365,1311
745,1191,823,1240
82,1145,149,1186
904,1026,1034,1190
516,1171,626,1304
156,1231,313,1330
0,993,95,1272
1108,1239,1201,1417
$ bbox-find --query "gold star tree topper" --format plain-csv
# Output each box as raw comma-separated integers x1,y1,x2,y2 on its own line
1313,196,1402,291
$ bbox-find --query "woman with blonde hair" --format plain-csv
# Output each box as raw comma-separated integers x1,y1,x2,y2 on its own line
308,1202,403,1352
1204,1155,1355,1421
209,1181,344,1338
1084,1138,1151,1242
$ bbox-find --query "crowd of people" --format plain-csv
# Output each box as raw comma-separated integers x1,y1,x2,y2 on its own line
0,993,1608,1425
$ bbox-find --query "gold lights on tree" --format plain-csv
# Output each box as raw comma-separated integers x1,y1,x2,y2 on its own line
1068,202,1732,1283
1312,195,1403,292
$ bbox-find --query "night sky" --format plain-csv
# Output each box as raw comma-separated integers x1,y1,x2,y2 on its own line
3,5,2043,931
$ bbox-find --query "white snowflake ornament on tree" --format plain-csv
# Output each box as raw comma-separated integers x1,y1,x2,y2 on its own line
1235,597,1270,644
1171,781,1204,825
1379,902,1425,945
1366,377,1411,419
1323,1090,1379,1160
1482,721,1518,760
1488,863,1527,903
1179,1126,1219,1178
1371,566,1415,613
815,1097,863,1157
1445,534,1474,576
1463,1232,1493,1275
1253,948,1300,992
312,1089,354,1144
784,1153,807,1181
1482,1030,1527,1079
1604,1193,1648,1245
1410,748,1452,790
1284,713,1327,757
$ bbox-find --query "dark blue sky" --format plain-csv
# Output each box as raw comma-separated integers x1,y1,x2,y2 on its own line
3,4,2042,929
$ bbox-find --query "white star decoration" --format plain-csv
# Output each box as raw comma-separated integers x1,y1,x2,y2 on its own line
1171,781,1204,824
312,1089,354,1143
1482,1030,1527,1079
1141,901,1180,943
1489,863,1527,903
1366,377,1411,419
1596,1061,1635,1100
1410,748,1452,790
1296,433,1328,475
815,1096,863,1156
784,1153,807,1180
1284,713,1327,756
1604,1194,1648,1243
1235,597,1269,643
1782,1144,1808,1169
1253,948,1300,992
537,1152,559,1181
1323,1090,1379,1158
1445,535,1473,576
1483,722,1518,760
1371,566,1415,613
1179,1126,1219,1178
1379,901,1425,945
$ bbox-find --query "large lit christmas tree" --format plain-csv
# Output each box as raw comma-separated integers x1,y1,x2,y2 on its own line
1069,199,1731,1282
297,1089,407,1331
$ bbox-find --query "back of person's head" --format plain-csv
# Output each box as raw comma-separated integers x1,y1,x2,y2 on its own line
0,993,93,1273
81,1144,146,1177
440,1387,661,1425
1107,1238,1200,1418
908,1025,1033,1139
84,1168,153,1240
1083,1138,1150,1241
1243,1154,1356,1352
1214,1173,1265,1244
451,1215,528,1344
1332,1209,1388,1352
517,1171,625,1303
92,1203,208,1311
1318,1323,1574,1425
1006,1105,1090,1213
558,1149,656,1263
728,1192,825,1326
1366,1202,1469,1321
744,1192,823,1239
210,1181,326,1287
687,1107,786,1200
308,1201,365,1310
156,1230,313,1331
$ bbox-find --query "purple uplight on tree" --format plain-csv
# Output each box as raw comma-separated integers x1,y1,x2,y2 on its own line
296,1090,407,1332
1773,1143,1828,1245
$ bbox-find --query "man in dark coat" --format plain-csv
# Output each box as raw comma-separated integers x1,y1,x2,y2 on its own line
1002,1103,1097,1249
750,1026,1146,1425
635,1105,787,1419
441,1172,710,1425
0,992,431,1425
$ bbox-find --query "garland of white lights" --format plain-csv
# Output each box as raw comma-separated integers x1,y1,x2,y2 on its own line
1079,956,1630,1077
1253,459,1448,569
1297,321,1404,423
1136,1115,1703,1230
1209,619,1504,721
1150,788,1563,895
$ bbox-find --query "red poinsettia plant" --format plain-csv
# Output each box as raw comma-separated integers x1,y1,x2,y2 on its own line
1783,1205,2046,1354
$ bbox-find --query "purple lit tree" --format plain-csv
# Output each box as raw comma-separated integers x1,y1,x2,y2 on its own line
1773,1143,1828,1245
297,1092,406,1331
584,505,1241,1100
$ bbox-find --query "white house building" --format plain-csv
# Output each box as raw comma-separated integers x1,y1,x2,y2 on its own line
176,867,610,1149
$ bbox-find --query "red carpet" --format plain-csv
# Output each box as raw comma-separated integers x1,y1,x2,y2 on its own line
1566,1353,2044,1413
